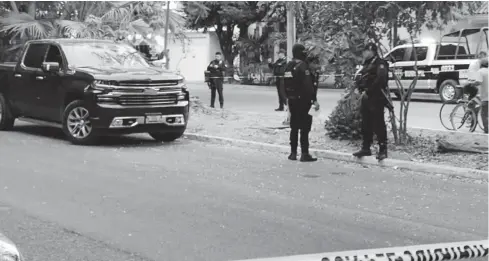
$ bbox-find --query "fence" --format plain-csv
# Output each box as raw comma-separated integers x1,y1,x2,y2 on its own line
233,240,488,261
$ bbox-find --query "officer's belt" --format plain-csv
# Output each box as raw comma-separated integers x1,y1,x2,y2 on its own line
287,96,301,100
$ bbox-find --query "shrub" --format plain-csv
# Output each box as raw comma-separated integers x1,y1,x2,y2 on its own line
324,89,363,140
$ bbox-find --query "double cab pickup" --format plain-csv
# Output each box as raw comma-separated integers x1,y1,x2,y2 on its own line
0,39,190,145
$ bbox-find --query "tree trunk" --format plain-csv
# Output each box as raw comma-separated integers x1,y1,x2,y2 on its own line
27,1,36,18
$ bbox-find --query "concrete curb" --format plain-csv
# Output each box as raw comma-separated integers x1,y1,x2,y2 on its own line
184,133,488,181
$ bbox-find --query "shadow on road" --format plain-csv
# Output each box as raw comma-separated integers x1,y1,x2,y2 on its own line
12,125,174,148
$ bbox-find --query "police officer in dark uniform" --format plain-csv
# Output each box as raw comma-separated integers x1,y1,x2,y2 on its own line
353,43,390,160
283,44,320,162
207,52,226,108
307,54,321,94
268,49,287,111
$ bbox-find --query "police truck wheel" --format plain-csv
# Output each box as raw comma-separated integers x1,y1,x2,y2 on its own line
439,79,461,103
0,93,15,131
62,100,99,145
149,130,185,142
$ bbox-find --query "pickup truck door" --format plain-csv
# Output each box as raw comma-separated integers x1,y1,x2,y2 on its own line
9,43,50,118
34,44,65,123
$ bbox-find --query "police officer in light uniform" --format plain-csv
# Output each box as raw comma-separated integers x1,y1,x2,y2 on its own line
283,44,320,162
207,52,227,108
353,43,390,160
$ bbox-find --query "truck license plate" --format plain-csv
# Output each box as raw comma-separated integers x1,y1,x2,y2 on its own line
145,115,164,124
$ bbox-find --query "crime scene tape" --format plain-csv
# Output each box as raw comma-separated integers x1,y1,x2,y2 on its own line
204,74,345,80
233,240,488,261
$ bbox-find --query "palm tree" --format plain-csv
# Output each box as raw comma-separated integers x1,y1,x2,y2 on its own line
0,1,208,65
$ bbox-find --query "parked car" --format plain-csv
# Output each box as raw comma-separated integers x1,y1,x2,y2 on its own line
0,232,22,261
0,39,190,145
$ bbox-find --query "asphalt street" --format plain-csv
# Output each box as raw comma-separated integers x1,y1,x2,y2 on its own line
0,124,487,261
186,83,458,132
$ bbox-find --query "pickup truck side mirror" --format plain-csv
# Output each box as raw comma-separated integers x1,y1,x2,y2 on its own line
42,62,60,73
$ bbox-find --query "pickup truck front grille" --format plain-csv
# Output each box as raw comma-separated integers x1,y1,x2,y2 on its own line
118,80,179,88
117,92,179,106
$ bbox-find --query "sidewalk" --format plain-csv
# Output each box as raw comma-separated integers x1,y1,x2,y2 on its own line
187,98,488,177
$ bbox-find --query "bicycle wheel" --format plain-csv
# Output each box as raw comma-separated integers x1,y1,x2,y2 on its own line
439,102,458,130
450,103,478,132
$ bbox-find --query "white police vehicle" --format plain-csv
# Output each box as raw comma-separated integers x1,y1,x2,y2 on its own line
356,27,488,103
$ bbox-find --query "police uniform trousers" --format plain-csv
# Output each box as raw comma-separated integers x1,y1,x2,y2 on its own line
288,97,313,153
210,78,224,107
360,94,387,148
275,77,287,109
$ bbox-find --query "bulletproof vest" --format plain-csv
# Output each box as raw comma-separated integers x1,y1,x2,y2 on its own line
283,60,303,98
360,57,389,90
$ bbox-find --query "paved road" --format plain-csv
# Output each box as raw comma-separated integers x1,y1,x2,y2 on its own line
0,124,487,260
186,83,461,132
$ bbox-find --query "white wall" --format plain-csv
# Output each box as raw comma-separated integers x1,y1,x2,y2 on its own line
165,32,223,82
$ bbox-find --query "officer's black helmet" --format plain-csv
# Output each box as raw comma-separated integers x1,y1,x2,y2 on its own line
292,43,307,59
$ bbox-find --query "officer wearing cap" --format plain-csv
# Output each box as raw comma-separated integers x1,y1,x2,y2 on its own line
353,42,390,160
207,52,226,108
283,43,320,162
268,49,288,111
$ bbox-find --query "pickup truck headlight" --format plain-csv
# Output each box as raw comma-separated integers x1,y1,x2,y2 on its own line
84,80,116,94
96,94,118,103
177,92,186,101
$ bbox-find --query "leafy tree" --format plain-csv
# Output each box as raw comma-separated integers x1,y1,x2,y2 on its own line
272,1,483,144
182,1,269,66
0,1,201,65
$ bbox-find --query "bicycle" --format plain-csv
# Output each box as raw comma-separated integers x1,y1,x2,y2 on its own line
439,95,483,132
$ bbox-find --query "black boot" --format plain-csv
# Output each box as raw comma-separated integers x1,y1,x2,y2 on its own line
210,104,215,108
353,144,372,158
275,107,284,111
288,151,297,160
300,153,317,162
220,103,223,109
299,147,317,162
289,129,299,160
376,143,388,161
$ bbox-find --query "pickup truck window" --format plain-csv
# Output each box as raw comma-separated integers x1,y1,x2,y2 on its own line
60,42,150,69
436,44,470,60
407,46,429,61
23,44,49,69
390,47,408,62
45,45,64,68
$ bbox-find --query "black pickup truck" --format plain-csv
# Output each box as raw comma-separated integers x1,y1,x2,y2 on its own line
0,39,190,145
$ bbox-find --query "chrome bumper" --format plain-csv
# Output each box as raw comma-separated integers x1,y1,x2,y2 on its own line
109,114,186,129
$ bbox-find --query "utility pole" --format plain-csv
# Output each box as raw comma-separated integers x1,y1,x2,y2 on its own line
163,1,171,69
286,4,296,60
283,3,296,126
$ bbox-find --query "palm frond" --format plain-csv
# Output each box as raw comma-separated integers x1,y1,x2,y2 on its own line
0,12,54,39
102,6,131,24
55,19,95,38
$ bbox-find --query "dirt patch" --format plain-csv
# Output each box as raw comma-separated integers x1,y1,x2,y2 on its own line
188,98,488,171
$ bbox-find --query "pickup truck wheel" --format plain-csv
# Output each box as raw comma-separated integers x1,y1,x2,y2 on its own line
0,93,15,131
149,130,185,142
62,100,98,145
439,79,462,103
